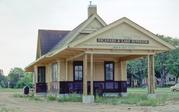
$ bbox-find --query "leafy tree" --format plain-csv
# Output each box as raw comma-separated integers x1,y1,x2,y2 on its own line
127,58,147,87
0,74,8,88
8,67,24,88
16,72,33,88
167,48,179,83
7,67,33,88
127,35,179,87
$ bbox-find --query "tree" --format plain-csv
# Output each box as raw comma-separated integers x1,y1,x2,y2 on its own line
127,58,147,87
7,67,24,88
0,74,8,88
127,35,179,87
16,72,33,88
7,67,33,88
167,48,179,83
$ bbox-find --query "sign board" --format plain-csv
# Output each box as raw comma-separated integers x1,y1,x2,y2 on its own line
97,38,149,44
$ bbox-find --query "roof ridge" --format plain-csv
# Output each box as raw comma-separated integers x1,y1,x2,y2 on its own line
48,15,95,53
38,29,71,32
48,14,107,55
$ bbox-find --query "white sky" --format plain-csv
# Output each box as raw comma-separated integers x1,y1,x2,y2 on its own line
0,0,179,75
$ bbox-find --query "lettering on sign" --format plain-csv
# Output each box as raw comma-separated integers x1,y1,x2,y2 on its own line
97,38,149,44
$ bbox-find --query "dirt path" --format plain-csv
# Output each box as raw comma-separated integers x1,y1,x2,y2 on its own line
0,92,179,112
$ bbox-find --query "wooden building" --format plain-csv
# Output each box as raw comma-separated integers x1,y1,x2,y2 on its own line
25,5,174,103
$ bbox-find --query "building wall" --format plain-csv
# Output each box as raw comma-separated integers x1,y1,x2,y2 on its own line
42,59,127,88
58,60,126,82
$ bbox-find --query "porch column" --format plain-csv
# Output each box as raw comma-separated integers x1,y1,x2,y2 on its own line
65,59,68,81
147,55,156,98
82,53,94,103
120,61,127,81
34,65,38,83
57,60,60,93
33,69,36,85
46,64,51,92
83,54,88,96
34,65,38,93
90,53,94,95
119,61,128,97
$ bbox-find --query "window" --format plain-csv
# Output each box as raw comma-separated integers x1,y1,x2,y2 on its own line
104,62,114,81
74,61,83,81
37,66,46,83
52,63,58,81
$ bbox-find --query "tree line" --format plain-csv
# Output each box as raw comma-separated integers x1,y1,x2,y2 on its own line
128,35,179,86
0,68,33,88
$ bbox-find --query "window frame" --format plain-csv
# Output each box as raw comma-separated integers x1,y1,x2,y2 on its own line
104,61,114,81
73,61,83,81
51,63,58,81
37,66,46,83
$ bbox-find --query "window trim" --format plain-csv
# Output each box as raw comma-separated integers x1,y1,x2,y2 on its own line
37,66,46,83
104,61,115,81
73,61,83,81
51,63,58,81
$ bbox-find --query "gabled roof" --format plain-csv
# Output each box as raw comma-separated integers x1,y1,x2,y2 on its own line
37,30,70,57
69,17,175,50
49,14,107,55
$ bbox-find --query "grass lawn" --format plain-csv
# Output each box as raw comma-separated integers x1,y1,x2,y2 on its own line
10,87,179,106
96,87,179,106
0,88,22,92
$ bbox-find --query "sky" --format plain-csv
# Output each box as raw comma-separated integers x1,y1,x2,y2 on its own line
0,0,179,75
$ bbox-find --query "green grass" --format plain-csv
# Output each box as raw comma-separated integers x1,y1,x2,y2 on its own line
0,88,21,92
47,95,57,101
96,88,179,106
13,93,82,102
58,94,82,102
13,93,43,101
11,87,179,106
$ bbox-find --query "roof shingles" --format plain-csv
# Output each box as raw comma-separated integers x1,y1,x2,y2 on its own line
38,30,70,56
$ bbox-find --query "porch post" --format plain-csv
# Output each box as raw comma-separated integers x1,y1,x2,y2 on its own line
83,54,88,96
49,63,52,92
90,53,94,95
147,55,156,98
46,64,51,92
82,53,94,103
65,59,68,81
34,65,38,93
33,68,36,85
57,60,60,94
34,65,38,83
119,61,128,97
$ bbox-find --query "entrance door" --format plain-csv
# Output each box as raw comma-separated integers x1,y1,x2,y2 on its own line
37,66,46,83
104,61,114,81
104,61,114,90
73,61,83,93
73,61,83,81
36,66,47,93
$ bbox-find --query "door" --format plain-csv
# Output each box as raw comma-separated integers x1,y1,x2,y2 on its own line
36,66,47,93
37,66,46,83
104,61,114,81
73,61,83,93
104,61,114,89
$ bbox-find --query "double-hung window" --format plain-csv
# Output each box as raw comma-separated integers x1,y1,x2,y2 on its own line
52,63,58,81
74,61,83,81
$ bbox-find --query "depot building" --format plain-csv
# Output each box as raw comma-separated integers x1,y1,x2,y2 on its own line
25,5,174,103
